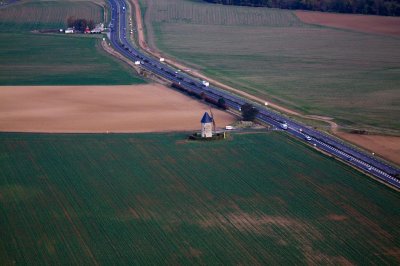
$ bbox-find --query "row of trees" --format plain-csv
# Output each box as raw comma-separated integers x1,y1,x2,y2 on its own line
67,16,96,32
203,0,400,16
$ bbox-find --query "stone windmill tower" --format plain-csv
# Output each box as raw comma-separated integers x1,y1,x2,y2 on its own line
201,112,213,138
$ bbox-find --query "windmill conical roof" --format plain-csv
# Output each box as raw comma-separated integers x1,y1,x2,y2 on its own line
201,112,213,123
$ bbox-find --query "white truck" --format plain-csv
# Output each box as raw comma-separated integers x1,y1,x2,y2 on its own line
202,80,210,87
280,122,288,130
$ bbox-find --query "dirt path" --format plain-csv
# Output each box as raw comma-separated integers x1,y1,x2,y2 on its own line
130,0,147,49
306,115,339,133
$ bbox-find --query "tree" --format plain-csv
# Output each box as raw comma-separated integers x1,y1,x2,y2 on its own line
217,97,227,109
66,17,98,31
74,19,88,32
201,0,400,16
241,103,259,121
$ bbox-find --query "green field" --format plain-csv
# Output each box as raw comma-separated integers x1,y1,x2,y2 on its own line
0,1,104,32
1,132,399,264
0,0,144,85
140,0,400,133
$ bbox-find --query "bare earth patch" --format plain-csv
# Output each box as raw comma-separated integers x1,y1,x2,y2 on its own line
303,246,355,266
326,214,348,221
197,212,322,241
336,133,400,165
0,84,235,133
296,11,400,36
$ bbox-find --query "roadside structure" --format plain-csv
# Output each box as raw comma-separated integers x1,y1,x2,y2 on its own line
91,23,104,34
201,112,213,138
65,28,74,34
84,26,91,34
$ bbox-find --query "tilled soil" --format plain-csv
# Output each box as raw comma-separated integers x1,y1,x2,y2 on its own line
0,84,235,133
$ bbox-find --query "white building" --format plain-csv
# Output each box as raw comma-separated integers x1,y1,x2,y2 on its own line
91,23,104,34
65,28,74,34
201,112,213,138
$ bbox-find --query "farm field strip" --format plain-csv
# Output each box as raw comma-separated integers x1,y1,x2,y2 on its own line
144,0,303,27
0,1,103,31
295,10,400,36
1,132,399,264
0,85,235,133
0,32,144,85
0,0,144,85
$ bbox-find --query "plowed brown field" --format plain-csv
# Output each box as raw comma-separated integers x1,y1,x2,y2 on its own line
0,85,235,133
337,133,400,165
296,11,400,36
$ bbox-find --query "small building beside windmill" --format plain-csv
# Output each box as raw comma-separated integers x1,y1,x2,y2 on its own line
84,26,91,34
65,28,74,34
201,112,213,138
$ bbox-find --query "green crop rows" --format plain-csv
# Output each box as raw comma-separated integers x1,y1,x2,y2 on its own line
1,132,399,264
0,1,103,32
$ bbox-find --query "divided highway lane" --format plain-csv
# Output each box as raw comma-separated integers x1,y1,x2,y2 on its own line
0,0,19,8
108,0,400,190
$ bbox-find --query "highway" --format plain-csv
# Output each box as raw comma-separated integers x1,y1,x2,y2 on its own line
0,0,19,8
108,0,400,190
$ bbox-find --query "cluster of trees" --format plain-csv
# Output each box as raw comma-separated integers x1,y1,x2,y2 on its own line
241,103,259,121
203,0,400,16
67,16,95,32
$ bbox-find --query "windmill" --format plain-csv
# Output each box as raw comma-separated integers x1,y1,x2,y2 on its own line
209,108,216,133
